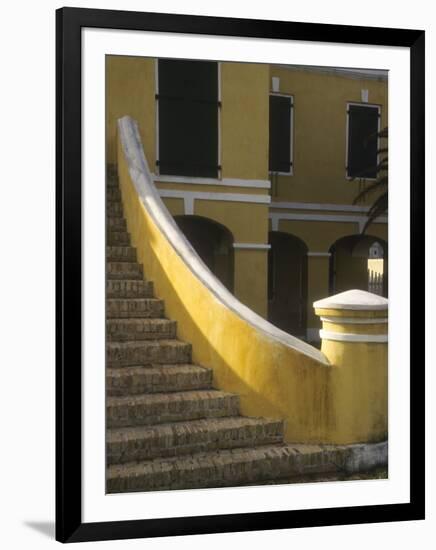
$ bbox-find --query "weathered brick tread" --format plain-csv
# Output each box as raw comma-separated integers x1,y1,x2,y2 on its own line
106,444,343,492
107,417,284,463
107,280,154,299
107,317,175,340
107,217,127,232
107,246,137,262
107,261,143,280
107,390,240,428
107,202,124,216
107,187,121,201
107,339,191,367
107,231,130,246
107,363,213,396
107,298,164,319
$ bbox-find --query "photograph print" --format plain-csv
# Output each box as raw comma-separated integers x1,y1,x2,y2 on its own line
105,55,388,494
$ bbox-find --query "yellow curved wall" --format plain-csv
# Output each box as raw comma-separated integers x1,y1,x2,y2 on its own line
117,130,387,444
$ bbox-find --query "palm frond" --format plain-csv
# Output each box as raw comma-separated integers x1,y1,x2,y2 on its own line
353,177,388,204
361,193,388,233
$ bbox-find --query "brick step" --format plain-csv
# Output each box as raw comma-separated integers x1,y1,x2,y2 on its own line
107,217,127,232
107,187,121,201
107,339,192,367
107,417,284,464
106,175,119,187
107,280,154,300
107,231,130,246
107,262,143,280
107,390,240,428
107,298,164,319
107,246,137,262
107,318,176,341
107,201,124,216
107,364,213,396
107,443,342,493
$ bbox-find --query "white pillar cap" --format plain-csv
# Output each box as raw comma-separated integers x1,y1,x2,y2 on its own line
314,289,388,311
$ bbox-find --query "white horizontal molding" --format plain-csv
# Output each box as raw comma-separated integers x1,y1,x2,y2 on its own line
270,212,388,233
159,189,270,215
270,201,371,213
153,173,271,189
321,316,388,325
159,189,270,205
319,330,388,343
233,243,271,250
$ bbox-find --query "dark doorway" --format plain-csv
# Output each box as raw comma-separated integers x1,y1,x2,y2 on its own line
329,234,388,297
174,215,234,292
268,232,308,337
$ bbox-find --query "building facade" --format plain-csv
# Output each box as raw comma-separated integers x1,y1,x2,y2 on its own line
107,56,388,343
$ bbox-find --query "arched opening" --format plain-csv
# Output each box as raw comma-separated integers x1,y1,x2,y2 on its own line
268,231,308,337
174,215,234,292
329,235,388,297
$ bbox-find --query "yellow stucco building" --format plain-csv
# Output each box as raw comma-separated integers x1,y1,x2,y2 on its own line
106,56,388,343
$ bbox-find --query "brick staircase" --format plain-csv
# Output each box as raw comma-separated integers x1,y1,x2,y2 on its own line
106,174,338,493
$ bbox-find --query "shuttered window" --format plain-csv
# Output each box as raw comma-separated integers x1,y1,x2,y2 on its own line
157,59,219,178
269,95,293,174
347,104,380,178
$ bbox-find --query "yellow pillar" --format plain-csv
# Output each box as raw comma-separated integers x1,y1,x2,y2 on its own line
233,245,269,318
314,289,388,443
306,253,330,343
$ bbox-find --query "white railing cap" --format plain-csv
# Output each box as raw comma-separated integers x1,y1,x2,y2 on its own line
314,289,388,311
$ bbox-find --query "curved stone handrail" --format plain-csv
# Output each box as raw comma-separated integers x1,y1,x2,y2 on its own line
118,116,327,366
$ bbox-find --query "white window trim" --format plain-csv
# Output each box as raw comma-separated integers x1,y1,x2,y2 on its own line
269,92,294,177
345,101,381,181
154,59,222,180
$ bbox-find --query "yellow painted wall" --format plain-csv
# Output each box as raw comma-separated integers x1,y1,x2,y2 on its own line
161,197,185,216
270,66,388,205
234,249,268,318
221,63,270,180
106,56,156,166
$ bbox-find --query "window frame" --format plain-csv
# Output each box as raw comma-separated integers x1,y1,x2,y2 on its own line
154,58,222,180
345,101,381,181
269,92,294,177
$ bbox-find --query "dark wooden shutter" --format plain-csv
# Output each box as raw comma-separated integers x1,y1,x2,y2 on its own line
157,59,218,178
347,105,379,178
269,95,292,173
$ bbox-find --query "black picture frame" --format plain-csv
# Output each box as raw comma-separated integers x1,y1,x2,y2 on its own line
56,7,425,543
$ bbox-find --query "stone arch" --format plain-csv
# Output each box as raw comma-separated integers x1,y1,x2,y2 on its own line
268,231,309,337
174,215,235,292
328,234,388,297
